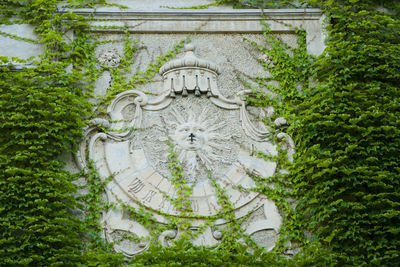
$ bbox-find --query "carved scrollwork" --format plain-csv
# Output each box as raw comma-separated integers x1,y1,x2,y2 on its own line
158,230,178,247
274,117,287,127
277,132,295,163
103,209,150,256
74,119,110,170
242,199,283,252
212,229,223,240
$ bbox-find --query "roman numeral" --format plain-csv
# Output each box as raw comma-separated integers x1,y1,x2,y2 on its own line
128,178,145,194
142,190,157,203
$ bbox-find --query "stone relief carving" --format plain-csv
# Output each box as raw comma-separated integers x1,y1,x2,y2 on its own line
102,209,150,256
167,106,231,182
98,48,121,68
77,44,294,255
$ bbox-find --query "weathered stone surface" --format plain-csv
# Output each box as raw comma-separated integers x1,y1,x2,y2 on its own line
64,7,324,256
76,44,290,254
0,24,44,61
61,8,325,56
108,0,222,10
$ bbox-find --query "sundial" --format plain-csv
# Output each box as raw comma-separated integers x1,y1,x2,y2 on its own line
76,44,288,256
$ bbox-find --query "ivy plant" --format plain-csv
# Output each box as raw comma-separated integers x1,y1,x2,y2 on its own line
1,0,399,266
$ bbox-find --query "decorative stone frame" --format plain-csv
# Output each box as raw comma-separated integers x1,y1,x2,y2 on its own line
67,7,324,256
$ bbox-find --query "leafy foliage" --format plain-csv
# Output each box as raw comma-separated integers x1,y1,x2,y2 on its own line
211,0,400,265
290,1,400,265
0,0,123,265
1,0,399,266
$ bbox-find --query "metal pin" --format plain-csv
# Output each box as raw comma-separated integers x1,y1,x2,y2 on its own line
189,133,195,143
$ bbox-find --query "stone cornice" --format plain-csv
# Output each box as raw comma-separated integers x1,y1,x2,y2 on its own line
59,8,325,55
59,8,322,33
59,8,321,18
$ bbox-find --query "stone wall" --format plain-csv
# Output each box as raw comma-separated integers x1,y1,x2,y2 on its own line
0,2,325,256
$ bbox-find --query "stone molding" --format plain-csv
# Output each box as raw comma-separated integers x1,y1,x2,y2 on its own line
60,8,325,55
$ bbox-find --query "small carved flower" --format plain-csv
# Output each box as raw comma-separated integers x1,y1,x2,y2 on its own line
98,48,121,68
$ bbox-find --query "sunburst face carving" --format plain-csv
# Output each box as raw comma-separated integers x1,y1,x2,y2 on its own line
168,107,229,182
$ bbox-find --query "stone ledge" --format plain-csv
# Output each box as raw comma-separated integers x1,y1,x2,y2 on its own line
60,8,322,29
60,8,325,55
60,9,321,31
59,8,321,18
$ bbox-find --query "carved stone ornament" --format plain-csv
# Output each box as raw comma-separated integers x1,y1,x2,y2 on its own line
98,48,121,68
77,44,294,256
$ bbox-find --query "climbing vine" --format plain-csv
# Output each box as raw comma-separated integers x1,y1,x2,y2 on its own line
290,1,400,265
1,0,399,266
